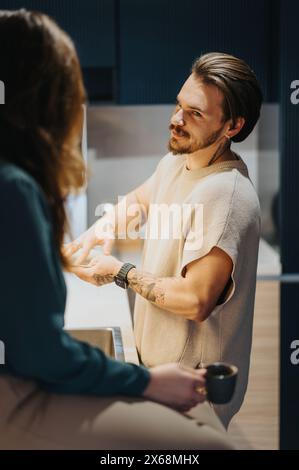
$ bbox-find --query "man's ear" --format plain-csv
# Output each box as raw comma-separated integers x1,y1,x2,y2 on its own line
226,117,245,139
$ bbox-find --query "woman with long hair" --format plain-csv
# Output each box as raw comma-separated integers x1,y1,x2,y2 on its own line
0,9,232,449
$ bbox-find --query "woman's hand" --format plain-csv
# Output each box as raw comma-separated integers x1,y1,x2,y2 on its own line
142,363,207,413
69,254,123,286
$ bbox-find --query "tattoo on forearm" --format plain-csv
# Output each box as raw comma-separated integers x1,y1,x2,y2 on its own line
128,270,166,305
93,273,114,286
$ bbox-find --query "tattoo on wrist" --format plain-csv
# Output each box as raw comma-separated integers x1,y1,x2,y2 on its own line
93,273,114,286
128,270,165,304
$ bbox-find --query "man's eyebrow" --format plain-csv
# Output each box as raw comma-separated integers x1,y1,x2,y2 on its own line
176,96,204,113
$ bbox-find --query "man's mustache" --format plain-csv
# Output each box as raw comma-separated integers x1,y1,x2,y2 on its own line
169,124,190,138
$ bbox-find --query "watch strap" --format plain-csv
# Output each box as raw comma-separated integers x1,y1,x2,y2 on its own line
114,263,136,289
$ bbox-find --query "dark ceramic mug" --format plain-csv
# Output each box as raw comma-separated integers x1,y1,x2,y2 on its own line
204,362,238,404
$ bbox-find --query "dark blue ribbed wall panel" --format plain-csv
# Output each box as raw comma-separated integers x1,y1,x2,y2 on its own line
279,0,299,450
0,0,115,67
280,0,299,274
119,0,273,104
280,284,299,450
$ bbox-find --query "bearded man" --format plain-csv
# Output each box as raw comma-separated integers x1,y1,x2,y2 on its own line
68,52,262,428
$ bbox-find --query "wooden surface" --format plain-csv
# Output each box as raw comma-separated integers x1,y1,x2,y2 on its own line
228,281,279,449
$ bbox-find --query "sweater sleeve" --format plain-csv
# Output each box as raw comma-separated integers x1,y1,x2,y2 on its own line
0,174,150,396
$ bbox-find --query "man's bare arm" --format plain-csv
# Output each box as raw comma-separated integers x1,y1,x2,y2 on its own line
94,173,155,239
127,246,233,322
64,173,156,264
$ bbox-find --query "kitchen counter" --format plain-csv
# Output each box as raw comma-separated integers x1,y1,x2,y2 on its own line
64,273,139,364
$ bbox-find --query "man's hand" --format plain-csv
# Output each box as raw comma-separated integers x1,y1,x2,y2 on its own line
69,254,123,287
64,216,116,266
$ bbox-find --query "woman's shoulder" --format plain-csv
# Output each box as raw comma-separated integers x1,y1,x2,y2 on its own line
0,160,39,193
0,160,49,221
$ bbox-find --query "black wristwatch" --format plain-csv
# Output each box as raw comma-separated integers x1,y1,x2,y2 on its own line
114,263,136,289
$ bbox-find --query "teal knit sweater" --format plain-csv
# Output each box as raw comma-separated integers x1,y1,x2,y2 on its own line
0,161,150,397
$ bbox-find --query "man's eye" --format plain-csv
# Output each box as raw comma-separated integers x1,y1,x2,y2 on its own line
192,111,201,117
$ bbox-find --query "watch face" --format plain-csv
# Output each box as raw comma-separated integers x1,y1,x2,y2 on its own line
115,276,127,289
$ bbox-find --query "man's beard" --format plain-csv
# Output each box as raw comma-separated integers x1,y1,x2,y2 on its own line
168,124,225,155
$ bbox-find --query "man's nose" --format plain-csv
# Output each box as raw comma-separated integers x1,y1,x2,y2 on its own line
171,108,185,126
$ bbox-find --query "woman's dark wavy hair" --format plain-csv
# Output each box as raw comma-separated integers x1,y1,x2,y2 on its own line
0,9,86,267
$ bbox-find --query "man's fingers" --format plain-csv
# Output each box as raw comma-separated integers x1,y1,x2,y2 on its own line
74,245,92,265
68,264,85,275
103,238,114,255
68,264,94,284
86,256,100,267
62,242,81,258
